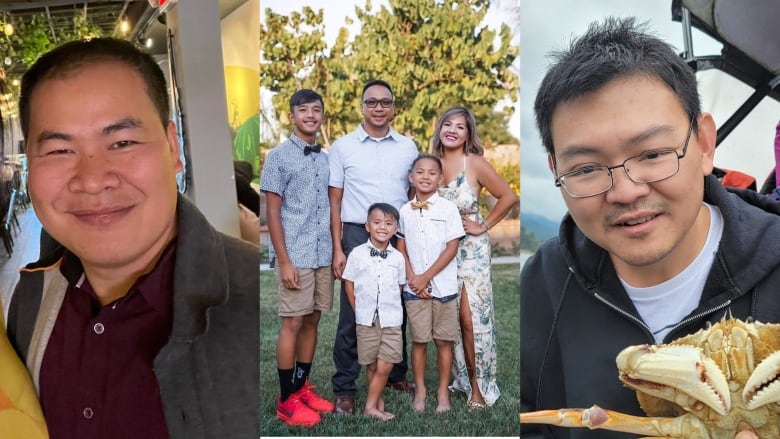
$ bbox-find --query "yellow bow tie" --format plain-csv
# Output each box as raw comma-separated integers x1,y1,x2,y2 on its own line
411,200,429,210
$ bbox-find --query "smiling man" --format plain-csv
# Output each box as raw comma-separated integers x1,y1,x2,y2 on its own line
520,18,780,439
328,79,418,414
6,38,259,439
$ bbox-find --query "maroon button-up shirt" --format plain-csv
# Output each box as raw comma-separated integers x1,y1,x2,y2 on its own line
39,242,176,439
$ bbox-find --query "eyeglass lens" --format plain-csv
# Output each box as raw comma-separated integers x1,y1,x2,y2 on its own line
363,99,393,108
562,150,680,197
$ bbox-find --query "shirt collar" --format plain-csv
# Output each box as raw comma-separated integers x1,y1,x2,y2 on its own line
289,133,318,152
60,239,177,312
357,124,402,143
413,192,440,205
366,239,395,253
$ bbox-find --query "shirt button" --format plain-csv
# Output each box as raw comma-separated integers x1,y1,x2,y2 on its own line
93,323,105,334
83,407,94,419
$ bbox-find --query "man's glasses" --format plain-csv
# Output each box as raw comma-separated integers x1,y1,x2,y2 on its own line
363,98,394,109
553,121,694,198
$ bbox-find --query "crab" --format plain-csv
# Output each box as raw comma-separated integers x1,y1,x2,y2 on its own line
520,317,780,438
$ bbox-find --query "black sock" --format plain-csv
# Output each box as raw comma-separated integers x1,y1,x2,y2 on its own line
278,368,295,402
294,362,312,392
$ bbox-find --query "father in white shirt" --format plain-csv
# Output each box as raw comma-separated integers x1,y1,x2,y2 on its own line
328,79,418,414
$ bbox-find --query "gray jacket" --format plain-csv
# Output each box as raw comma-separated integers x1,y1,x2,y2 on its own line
7,195,260,439
521,175,780,438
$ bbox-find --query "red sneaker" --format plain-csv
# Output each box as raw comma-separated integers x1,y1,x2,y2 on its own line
296,380,335,413
276,395,321,427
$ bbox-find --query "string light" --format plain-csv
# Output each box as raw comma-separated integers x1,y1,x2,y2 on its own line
3,22,12,36
119,16,130,34
145,37,153,48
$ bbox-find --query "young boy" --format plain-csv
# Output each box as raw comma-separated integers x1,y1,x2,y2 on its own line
342,203,406,421
260,89,335,427
397,154,465,413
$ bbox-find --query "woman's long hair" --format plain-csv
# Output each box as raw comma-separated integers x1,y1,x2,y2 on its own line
431,106,484,157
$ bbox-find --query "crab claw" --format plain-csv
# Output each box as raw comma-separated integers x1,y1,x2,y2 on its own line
617,344,730,415
520,405,711,438
744,350,780,409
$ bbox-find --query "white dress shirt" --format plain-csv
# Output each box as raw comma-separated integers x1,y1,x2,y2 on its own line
398,193,465,298
342,241,406,327
328,124,418,224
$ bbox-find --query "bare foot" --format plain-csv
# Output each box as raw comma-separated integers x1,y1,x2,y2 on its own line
378,398,385,412
382,410,396,420
413,388,426,412
436,390,451,413
365,407,393,421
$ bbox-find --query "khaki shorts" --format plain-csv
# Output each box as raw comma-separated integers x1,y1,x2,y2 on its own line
276,266,334,316
356,319,403,365
404,298,458,343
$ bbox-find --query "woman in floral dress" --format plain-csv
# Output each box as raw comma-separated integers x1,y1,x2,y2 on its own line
433,106,518,410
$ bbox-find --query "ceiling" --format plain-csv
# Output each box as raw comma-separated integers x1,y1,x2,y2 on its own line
0,0,248,72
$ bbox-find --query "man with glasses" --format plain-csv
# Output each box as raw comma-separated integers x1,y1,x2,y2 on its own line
328,79,419,414
520,18,780,439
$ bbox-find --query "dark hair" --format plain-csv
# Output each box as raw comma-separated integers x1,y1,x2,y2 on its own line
534,17,700,155
362,79,394,100
20,37,170,140
431,106,484,156
411,153,442,172
289,89,324,113
367,202,399,222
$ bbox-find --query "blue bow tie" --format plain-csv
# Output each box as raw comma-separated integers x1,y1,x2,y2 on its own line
370,248,388,259
304,144,322,155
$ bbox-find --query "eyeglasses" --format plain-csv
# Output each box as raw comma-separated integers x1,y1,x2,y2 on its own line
363,98,394,109
554,121,694,198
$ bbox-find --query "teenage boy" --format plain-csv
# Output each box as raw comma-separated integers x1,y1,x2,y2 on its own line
260,89,334,427
397,154,465,413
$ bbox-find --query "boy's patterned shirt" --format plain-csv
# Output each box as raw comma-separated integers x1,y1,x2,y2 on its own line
260,134,332,268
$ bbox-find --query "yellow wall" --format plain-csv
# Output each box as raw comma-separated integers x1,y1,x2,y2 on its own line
221,0,259,130
224,65,259,129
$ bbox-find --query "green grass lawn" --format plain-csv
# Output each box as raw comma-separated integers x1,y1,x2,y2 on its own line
259,264,520,436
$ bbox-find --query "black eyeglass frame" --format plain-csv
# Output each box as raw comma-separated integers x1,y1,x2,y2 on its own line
362,98,395,109
552,120,695,198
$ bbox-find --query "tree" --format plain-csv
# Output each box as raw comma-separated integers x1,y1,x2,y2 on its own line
349,0,518,146
259,7,356,147
260,0,519,149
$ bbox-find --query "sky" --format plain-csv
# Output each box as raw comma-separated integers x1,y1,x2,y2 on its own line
522,0,780,222
260,0,521,142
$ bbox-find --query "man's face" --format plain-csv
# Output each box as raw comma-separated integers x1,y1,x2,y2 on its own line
26,61,183,273
288,100,323,140
549,75,716,283
361,84,395,133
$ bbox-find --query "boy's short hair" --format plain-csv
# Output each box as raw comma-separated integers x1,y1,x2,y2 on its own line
534,17,701,155
20,37,169,139
289,89,324,113
362,79,394,99
367,202,399,223
410,153,442,172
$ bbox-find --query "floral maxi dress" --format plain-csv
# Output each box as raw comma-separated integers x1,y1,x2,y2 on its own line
439,170,500,406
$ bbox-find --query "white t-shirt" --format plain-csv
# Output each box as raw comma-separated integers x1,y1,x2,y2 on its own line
623,203,724,342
